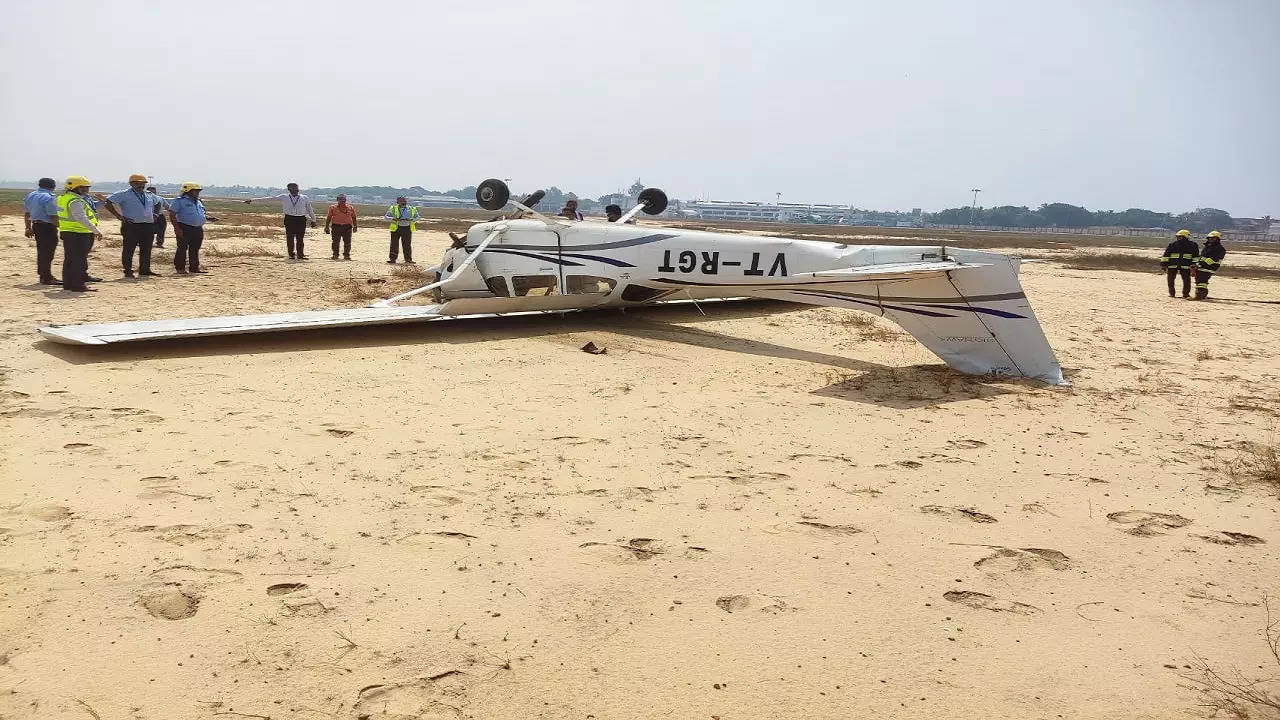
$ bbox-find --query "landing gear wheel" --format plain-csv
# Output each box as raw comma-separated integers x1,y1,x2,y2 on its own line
476,179,511,211
637,188,668,215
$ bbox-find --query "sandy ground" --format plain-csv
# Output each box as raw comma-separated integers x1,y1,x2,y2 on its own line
1,214,1278,720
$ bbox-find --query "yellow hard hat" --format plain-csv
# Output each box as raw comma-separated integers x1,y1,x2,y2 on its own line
1175,229,1191,238
128,173,147,183
180,182,203,194
1206,230,1222,239
64,175,91,190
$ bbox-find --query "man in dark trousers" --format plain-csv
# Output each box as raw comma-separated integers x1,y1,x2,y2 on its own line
24,177,60,285
1194,231,1227,300
56,176,105,292
169,183,220,274
148,186,169,247
101,173,160,277
324,194,358,260
384,196,420,263
244,183,317,259
1159,229,1198,298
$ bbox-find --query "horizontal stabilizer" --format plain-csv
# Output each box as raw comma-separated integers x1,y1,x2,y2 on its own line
810,260,989,280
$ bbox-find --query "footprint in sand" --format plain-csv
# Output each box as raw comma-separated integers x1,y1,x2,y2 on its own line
409,486,466,507
690,471,790,485
26,505,73,522
715,594,795,615
139,587,200,620
134,523,251,546
353,670,469,720
1195,531,1265,546
946,439,988,450
266,583,308,596
974,547,1070,572
149,565,242,585
921,505,998,523
1106,510,1191,536
795,521,862,536
943,590,1040,615
580,537,665,562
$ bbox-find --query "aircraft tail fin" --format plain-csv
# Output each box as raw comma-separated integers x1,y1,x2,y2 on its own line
773,250,1066,385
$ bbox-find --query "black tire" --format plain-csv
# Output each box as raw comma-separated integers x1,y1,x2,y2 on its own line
638,188,668,215
475,179,511,211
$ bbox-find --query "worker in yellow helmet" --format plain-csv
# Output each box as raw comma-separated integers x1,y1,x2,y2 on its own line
1159,229,1198,298
168,183,220,274
1193,231,1226,300
100,173,161,278
57,176,105,292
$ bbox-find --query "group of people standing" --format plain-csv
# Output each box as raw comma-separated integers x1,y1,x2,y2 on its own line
243,186,424,263
22,177,439,291
23,175,217,291
1160,229,1228,299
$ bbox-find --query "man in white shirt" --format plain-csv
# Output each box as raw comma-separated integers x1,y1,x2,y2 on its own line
244,182,317,259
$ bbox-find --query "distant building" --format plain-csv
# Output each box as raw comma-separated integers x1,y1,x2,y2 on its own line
685,199,854,224
407,195,473,209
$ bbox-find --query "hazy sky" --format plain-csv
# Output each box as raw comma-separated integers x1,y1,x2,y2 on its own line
2,1,1276,215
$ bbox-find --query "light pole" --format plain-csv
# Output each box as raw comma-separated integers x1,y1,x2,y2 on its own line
969,188,982,225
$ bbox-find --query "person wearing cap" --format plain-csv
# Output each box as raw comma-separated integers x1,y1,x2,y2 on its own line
559,198,584,220
604,204,622,222
100,174,160,278
1159,229,1198,299
168,183,220,274
324,194,358,260
24,177,61,285
244,183,317,259
383,196,421,263
56,176,105,292
1193,231,1227,300
148,186,170,248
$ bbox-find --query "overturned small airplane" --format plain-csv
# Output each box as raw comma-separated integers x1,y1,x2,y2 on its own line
38,179,1066,385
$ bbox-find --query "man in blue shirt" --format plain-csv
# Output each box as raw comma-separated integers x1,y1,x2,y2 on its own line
101,173,159,278
24,177,61,285
147,186,170,248
167,183,220,274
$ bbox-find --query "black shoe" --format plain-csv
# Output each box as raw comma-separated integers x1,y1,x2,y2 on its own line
297,255,308,260
343,255,351,260
332,254,339,260
124,271,135,278
175,269,189,274
40,276,62,286
142,270,161,276
191,268,209,274
387,259,397,264
86,275,104,282
289,254,296,259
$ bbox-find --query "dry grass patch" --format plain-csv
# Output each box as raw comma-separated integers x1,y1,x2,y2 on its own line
203,243,284,258
328,263,438,305
1180,597,1280,719
1026,251,1280,279
839,311,906,342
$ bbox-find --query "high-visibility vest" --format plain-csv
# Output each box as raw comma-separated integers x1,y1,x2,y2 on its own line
387,205,419,230
57,192,97,233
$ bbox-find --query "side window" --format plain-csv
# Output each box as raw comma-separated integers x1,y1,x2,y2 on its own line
565,275,618,295
511,275,558,296
485,276,511,297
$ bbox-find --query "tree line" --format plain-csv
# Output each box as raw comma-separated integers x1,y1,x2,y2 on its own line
927,203,1238,232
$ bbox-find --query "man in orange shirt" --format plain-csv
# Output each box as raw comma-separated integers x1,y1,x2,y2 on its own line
324,194,358,260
